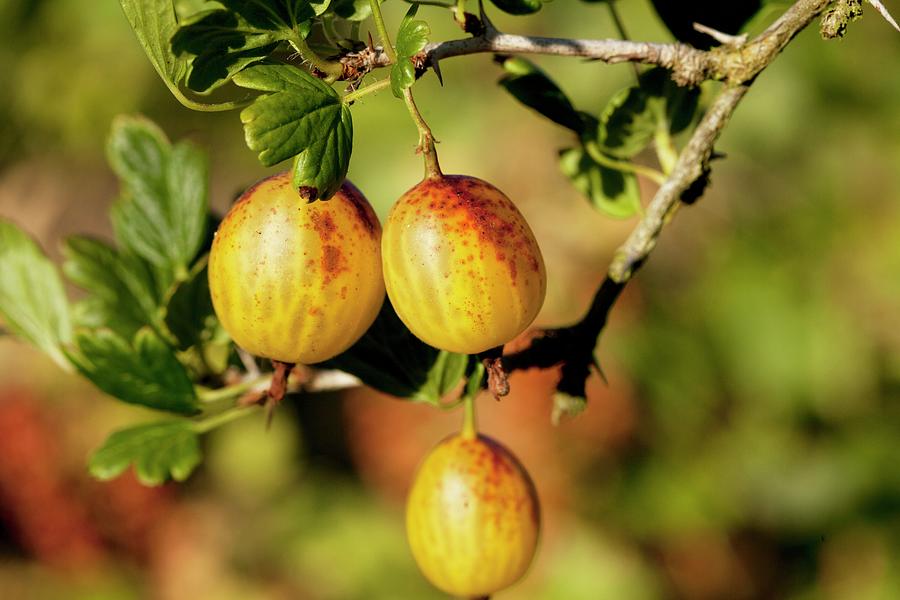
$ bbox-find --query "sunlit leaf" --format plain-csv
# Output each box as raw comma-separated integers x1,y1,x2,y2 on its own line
0,220,72,369
107,116,208,279
89,420,202,485
234,64,352,199
67,328,200,415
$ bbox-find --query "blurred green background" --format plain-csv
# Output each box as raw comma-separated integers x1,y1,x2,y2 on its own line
1,1,899,598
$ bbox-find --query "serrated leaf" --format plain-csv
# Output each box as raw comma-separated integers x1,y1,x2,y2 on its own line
119,0,243,109
319,301,469,405
234,64,352,199
490,0,544,15
390,5,429,98
171,0,328,92
163,257,216,350
107,116,208,279
559,147,641,219
67,328,200,415
0,220,72,369
498,57,585,133
119,0,191,101
89,420,202,485
63,236,164,337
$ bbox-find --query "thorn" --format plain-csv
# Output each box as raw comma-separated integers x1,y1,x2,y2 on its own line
478,0,499,36
867,0,900,33
692,22,748,46
432,60,444,86
590,358,608,385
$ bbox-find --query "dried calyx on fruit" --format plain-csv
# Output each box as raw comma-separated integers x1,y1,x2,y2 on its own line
208,171,385,365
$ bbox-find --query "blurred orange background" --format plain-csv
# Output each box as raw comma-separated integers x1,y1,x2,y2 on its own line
1,1,899,599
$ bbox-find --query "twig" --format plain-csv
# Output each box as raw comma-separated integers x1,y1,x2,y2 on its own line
504,0,834,392
692,22,749,47
608,85,749,282
339,0,831,86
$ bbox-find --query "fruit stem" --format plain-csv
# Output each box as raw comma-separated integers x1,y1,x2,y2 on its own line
193,405,260,434
196,374,271,404
654,117,679,175
583,140,666,185
462,391,478,440
368,0,398,63
289,34,344,82
342,78,393,104
402,88,443,179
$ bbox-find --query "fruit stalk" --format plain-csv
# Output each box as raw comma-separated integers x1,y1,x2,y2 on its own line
368,0,398,63
461,393,477,440
402,88,442,179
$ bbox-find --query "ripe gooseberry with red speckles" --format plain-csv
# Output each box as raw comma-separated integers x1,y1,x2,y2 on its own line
406,431,541,597
208,171,384,364
381,175,546,354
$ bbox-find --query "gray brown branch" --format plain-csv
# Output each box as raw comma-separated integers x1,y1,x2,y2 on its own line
608,85,748,283
341,0,831,86
503,0,834,390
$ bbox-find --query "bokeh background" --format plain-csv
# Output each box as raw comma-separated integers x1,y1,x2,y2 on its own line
1,1,899,598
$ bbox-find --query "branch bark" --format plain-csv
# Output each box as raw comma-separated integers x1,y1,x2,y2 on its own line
341,0,831,86
503,0,833,394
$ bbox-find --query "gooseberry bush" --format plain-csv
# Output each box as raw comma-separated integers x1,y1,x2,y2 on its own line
0,0,894,596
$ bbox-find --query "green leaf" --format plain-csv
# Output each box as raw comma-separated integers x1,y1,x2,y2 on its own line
463,359,486,401
107,116,209,279
119,0,191,103
598,86,657,159
497,57,585,133
234,64,352,200
163,257,216,350
599,68,700,158
490,0,544,15
390,61,416,99
390,5,429,98
559,147,641,219
67,328,200,415
0,220,72,368
320,301,469,405
330,0,381,21
395,6,429,57
63,236,164,337
89,420,202,485
640,67,701,135
171,0,330,92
